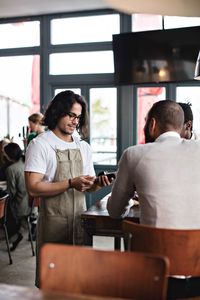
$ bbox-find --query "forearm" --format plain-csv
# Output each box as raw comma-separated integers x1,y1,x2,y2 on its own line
26,178,69,198
25,172,95,197
107,151,135,218
107,193,134,219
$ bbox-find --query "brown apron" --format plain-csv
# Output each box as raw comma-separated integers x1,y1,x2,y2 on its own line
36,146,86,287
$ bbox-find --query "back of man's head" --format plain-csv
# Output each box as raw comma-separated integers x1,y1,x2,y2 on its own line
145,100,184,142
177,102,193,139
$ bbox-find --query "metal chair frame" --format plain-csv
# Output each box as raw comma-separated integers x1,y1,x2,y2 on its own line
0,194,12,264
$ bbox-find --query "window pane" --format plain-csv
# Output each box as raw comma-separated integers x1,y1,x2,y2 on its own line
90,88,117,165
164,16,200,29
132,14,163,32
137,87,166,144
50,51,114,75
176,86,200,138
0,55,40,147
51,14,120,44
0,96,8,138
54,88,81,96
0,21,40,49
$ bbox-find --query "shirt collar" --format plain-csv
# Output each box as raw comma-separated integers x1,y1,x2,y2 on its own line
155,131,181,142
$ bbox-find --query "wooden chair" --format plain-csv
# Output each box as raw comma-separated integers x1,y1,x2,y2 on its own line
122,221,200,299
40,243,169,300
0,193,12,264
123,221,200,276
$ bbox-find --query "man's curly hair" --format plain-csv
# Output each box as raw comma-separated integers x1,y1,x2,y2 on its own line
42,90,89,139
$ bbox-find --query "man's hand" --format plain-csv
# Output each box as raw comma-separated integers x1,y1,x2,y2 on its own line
86,175,115,193
95,175,115,187
71,175,95,192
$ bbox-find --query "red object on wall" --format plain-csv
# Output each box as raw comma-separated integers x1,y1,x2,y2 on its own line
138,87,164,144
30,55,40,114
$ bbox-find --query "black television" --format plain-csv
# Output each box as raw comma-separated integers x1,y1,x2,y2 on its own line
113,26,200,85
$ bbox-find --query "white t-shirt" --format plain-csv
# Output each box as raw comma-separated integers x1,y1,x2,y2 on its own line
24,130,95,182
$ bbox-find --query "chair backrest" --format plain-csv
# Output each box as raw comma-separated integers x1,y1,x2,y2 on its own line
40,243,169,300
123,220,200,276
0,194,9,220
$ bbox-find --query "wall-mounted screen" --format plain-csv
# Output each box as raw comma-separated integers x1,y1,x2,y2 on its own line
113,26,200,85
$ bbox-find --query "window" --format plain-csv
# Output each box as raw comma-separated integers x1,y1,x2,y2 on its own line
51,14,120,44
137,87,166,144
0,21,40,49
176,86,200,138
49,51,114,75
90,87,117,165
132,14,163,32
164,16,200,29
0,55,40,146
54,88,81,95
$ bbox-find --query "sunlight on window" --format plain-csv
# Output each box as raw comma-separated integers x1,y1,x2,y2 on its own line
176,86,200,139
90,87,117,165
137,87,166,144
0,55,40,146
0,21,40,49
50,51,114,75
51,14,120,44
54,88,81,96
132,14,163,32
164,16,200,29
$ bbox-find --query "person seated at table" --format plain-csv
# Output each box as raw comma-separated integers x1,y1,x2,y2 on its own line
178,102,193,139
131,102,194,206
0,138,10,181
3,142,31,251
107,100,200,229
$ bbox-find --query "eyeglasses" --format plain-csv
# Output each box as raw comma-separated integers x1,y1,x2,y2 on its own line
67,112,82,122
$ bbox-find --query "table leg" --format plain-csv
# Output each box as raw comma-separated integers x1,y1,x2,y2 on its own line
83,230,93,247
82,218,95,247
114,237,121,250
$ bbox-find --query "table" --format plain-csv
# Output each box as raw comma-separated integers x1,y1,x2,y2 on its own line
81,196,140,250
0,284,130,300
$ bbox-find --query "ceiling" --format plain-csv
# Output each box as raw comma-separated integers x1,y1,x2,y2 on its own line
0,0,109,19
0,0,200,19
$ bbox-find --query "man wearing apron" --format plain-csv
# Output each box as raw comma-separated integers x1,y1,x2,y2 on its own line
25,90,112,287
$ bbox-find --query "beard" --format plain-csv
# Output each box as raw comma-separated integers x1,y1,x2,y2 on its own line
144,125,155,143
59,128,71,135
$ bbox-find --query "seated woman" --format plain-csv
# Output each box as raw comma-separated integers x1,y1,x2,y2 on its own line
0,138,10,181
3,142,31,251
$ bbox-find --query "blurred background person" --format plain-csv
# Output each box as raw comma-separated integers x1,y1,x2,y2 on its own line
178,102,193,140
0,138,11,181
3,142,31,251
24,113,45,150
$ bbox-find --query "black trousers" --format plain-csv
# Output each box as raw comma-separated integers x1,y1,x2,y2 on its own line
167,276,200,299
6,205,20,239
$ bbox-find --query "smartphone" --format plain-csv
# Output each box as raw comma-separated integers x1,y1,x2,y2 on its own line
94,171,116,184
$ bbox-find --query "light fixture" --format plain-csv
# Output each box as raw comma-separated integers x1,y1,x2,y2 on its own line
104,0,200,17
194,51,200,80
